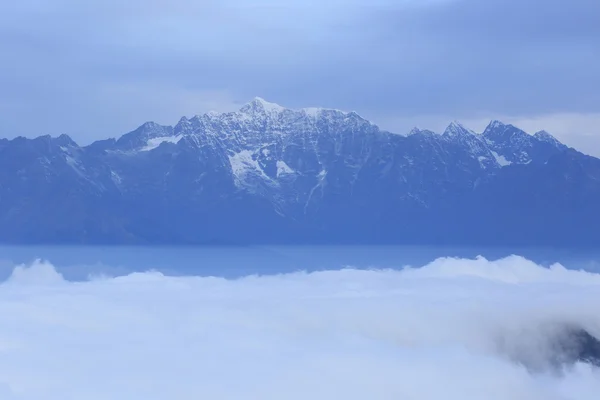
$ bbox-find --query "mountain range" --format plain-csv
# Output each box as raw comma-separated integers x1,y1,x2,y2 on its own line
1,97,599,246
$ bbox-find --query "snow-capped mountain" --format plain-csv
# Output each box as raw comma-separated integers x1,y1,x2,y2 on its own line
0,97,598,246
481,120,565,165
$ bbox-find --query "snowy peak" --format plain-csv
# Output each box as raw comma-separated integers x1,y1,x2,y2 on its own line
486,120,506,131
443,121,475,138
408,127,421,135
534,130,566,149
239,97,286,114
236,97,361,122
484,121,565,150
483,120,512,138
439,121,499,169
482,120,531,148
481,121,569,165
408,127,424,136
102,100,569,169
408,127,438,139
115,121,175,151
174,116,194,136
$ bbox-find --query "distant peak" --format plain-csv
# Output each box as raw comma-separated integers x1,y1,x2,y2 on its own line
534,130,552,138
482,120,530,141
175,116,192,130
240,97,286,114
408,127,422,136
33,134,52,142
534,130,566,149
56,134,77,147
443,120,474,137
488,120,506,129
252,96,269,104
135,121,172,135
483,120,512,138
140,121,162,129
408,127,438,137
238,97,360,119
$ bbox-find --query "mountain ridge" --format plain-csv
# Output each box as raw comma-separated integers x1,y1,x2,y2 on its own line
8,98,566,154
0,97,597,246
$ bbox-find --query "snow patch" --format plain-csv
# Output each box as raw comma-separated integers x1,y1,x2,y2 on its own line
111,171,122,185
229,150,271,187
140,135,183,152
64,156,78,167
302,107,323,118
64,154,86,177
303,169,328,214
276,161,295,177
491,151,512,167
477,155,496,169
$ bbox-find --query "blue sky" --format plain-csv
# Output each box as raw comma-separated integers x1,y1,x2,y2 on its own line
1,0,599,154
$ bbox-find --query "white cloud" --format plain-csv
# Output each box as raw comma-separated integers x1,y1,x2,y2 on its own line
0,256,598,399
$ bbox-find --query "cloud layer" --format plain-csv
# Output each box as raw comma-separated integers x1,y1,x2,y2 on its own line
0,0,599,154
0,255,599,399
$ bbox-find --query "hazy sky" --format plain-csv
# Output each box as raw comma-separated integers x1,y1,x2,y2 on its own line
1,0,599,154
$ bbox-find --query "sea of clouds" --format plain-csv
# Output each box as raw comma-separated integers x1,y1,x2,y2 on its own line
0,255,598,399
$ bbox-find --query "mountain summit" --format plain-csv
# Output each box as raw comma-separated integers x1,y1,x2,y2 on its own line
0,98,598,246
